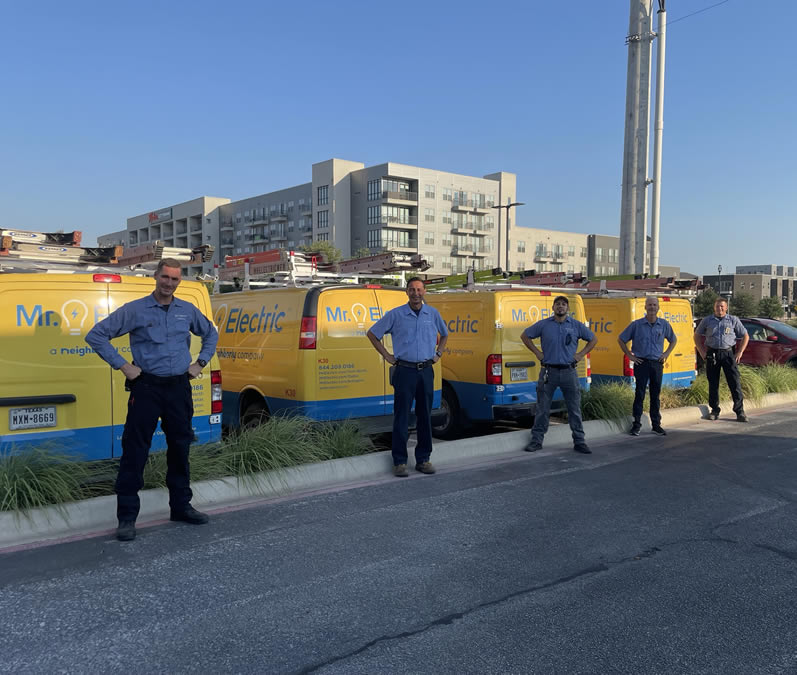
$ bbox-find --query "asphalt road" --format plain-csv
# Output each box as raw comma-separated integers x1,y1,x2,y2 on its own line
2,407,797,674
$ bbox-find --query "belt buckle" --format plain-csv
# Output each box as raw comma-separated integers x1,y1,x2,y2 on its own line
416,362,424,370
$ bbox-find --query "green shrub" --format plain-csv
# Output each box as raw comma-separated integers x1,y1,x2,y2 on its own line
0,447,96,514
314,421,376,459
757,363,797,393
581,382,634,422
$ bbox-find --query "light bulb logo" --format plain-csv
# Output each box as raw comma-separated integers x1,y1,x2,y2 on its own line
214,304,228,329
351,303,367,329
61,299,89,335
528,306,540,323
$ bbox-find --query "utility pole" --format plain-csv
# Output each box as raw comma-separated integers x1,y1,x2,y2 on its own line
619,0,655,275
649,0,667,276
493,201,524,272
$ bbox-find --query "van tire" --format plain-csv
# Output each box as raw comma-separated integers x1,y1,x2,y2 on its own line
242,400,269,429
432,385,461,440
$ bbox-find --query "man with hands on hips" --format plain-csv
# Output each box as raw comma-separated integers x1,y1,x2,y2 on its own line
367,278,448,478
617,296,677,437
85,258,218,542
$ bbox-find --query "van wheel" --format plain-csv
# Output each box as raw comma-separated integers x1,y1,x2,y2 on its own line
242,400,268,429
432,385,461,440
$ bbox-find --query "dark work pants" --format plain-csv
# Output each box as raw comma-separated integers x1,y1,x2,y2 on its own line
116,374,194,521
706,348,745,415
531,366,585,446
633,359,664,426
391,364,434,466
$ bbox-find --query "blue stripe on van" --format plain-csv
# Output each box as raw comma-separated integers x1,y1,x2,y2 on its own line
591,370,696,388
448,377,591,423
222,389,443,427
1,415,222,461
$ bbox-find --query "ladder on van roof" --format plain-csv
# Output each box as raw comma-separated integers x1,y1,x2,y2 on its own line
0,228,214,275
212,249,429,293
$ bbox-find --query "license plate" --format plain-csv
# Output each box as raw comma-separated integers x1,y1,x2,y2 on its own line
9,406,57,430
209,414,221,424
510,367,527,382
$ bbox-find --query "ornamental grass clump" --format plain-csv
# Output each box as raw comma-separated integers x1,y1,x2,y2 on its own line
581,382,634,423
314,421,376,459
757,363,797,393
0,446,95,514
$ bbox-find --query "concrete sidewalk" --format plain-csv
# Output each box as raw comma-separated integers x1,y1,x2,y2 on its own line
2,392,796,552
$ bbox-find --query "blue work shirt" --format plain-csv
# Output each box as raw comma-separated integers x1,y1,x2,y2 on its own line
85,293,218,376
369,303,448,362
619,317,676,360
524,316,595,365
695,314,747,349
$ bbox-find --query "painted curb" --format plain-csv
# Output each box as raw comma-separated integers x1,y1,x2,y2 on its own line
2,391,796,551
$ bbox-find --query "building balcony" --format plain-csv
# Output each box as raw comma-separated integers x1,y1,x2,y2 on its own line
473,204,491,214
450,224,474,234
378,216,418,229
271,233,287,241
472,248,491,257
534,253,553,262
382,190,418,203
451,245,473,256
472,225,492,236
300,205,312,216
270,213,288,222
451,200,474,212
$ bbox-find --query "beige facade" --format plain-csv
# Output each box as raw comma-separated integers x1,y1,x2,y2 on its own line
508,227,588,275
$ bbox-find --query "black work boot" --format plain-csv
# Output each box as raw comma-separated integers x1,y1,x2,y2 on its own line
170,505,209,525
116,520,136,541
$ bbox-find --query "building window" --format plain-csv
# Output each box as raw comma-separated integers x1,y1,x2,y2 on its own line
442,212,452,225
367,229,381,248
553,244,563,259
424,184,436,199
536,243,547,257
517,241,526,253
424,231,435,245
316,233,329,241
442,233,452,247
568,245,575,257
367,206,381,225
317,185,329,206
367,179,380,201
538,263,547,272
424,208,435,223
750,282,755,289
317,210,329,229
581,247,587,257
608,248,618,263
426,255,434,266
567,265,574,273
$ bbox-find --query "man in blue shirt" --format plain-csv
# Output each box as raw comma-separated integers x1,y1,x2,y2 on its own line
521,296,597,454
618,296,677,436
86,258,219,541
367,278,448,477
694,298,749,422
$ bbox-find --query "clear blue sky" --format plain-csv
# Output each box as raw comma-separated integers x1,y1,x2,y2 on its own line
1,0,794,276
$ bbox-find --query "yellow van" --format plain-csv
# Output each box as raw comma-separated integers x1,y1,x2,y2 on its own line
425,289,591,438
211,285,442,432
0,273,223,459
582,295,696,387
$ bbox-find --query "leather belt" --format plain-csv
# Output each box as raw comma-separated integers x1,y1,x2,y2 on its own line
136,372,189,385
542,363,576,369
707,347,733,352
395,359,434,370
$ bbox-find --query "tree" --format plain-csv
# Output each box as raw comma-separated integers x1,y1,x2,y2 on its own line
729,291,756,318
693,287,719,318
352,247,372,259
758,296,783,319
300,240,342,263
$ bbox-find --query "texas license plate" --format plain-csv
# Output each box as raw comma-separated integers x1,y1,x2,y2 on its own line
9,406,57,430
510,367,527,382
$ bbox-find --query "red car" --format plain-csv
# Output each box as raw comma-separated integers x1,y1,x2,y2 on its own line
738,318,797,367
695,317,797,368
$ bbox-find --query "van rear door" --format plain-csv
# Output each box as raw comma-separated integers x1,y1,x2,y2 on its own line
0,275,114,460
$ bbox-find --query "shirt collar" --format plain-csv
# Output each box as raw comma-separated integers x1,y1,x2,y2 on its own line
402,302,429,316
145,292,186,309
549,315,572,324
641,317,662,326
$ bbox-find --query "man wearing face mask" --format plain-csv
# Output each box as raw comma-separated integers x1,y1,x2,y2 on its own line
367,278,449,477
694,298,749,422
521,295,597,454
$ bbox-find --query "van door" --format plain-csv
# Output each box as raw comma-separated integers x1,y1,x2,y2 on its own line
315,288,386,420
659,299,696,387
0,276,115,460
373,289,412,414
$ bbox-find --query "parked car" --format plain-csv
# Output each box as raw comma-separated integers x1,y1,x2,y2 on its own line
696,317,797,368
738,318,797,367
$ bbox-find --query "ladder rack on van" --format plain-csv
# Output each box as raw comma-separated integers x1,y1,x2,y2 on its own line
115,241,214,268
0,228,84,247
1,235,123,265
213,249,422,293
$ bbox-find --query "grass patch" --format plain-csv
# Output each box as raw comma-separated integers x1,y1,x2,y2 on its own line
757,363,797,393
581,382,634,423
0,446,98,516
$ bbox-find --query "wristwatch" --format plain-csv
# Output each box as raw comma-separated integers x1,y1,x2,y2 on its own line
435,350,443,358
196,358,207,368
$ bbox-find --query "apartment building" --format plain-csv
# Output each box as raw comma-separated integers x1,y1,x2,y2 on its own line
108,159,519,278
124,197,231,277
508,227,588,275
703,264,797,309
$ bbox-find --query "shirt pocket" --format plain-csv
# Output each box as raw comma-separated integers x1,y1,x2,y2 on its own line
144,319,167,344
168,313,192,341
